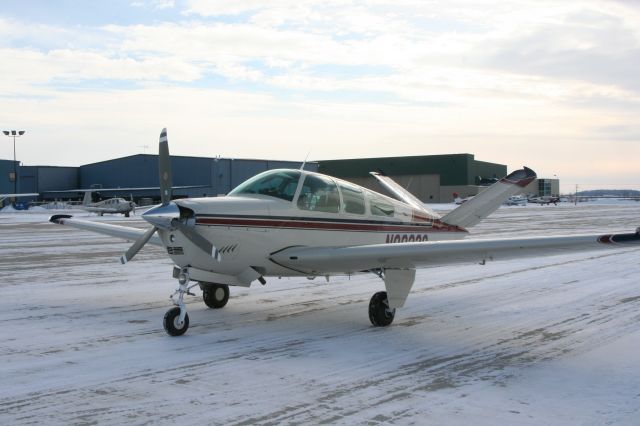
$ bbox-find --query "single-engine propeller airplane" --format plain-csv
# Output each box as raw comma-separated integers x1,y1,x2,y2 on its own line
50,129,640,336
80,191,138,217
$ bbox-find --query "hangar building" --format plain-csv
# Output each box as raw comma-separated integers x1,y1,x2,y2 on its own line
3,152,556,207
318,154,508,203
32,154,315,203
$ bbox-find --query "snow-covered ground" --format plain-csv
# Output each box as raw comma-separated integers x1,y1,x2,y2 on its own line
1,203,639,425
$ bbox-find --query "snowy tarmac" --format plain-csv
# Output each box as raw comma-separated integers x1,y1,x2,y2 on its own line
1,203,639,425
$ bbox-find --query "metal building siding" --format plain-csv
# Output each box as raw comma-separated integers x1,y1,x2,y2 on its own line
37,167,79,192
318,154,476,185
80,155,158,188
12,165,77,194
171,156,212,187
19,166,37,193
78,155,310,197
471,160,508,183
0,159,18,193
212,159,231,195
80,155,212,189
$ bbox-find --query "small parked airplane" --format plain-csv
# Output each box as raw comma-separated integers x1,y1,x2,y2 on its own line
79,191,138,217
50,129,640,336
528,195,560,205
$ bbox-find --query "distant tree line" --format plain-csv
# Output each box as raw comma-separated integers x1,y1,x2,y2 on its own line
577,189,640,197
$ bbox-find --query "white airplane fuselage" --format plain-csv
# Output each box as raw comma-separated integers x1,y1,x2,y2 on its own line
154,187,468,280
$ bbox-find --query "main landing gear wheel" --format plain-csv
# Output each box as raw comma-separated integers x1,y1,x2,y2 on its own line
163,306,189,336
202,283,229,309
368,291,395,327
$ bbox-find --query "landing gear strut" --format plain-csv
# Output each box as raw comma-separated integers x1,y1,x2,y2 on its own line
201,283,229,309
368,291,395,327
163,268,198,336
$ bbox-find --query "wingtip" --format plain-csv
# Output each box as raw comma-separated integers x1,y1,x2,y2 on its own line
501,166,537,187
49,214,72,224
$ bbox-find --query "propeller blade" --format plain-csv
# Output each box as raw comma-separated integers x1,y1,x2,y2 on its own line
172,220,221,261
158,128,172,206
120,226,158,264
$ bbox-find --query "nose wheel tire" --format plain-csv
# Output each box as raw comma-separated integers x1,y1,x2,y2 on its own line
163,306,189,336
202,283,229,309
369,291,396,327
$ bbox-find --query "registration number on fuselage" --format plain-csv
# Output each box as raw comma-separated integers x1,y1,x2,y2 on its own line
386,234,429,243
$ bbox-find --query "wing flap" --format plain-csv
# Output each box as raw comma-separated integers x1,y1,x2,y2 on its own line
270,231,640,274
49,215,163,246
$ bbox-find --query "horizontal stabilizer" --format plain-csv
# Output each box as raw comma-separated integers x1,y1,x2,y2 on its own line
442,167,536,228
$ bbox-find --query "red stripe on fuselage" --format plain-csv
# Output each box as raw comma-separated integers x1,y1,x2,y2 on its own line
195,216,466,233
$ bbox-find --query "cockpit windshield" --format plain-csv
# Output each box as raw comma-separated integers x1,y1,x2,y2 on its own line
228,170,301,202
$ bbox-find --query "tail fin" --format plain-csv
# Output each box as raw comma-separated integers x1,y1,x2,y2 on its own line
442,167,536,228
82,190,92,206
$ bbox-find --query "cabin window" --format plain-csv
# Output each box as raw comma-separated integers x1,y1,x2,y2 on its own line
228,170,301,202
297,174,340,213
367,190,395,217
338,181,365,214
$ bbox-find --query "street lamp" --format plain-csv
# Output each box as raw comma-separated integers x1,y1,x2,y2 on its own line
2,130,26,196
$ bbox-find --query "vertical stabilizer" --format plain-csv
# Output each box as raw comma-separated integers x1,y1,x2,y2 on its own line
441,167,536,228
82,191,92,206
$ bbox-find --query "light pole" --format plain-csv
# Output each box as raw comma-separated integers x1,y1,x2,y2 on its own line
2,130,25,196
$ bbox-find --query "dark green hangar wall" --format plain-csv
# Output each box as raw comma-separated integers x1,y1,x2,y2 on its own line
318,154,507,202
318,154,506,185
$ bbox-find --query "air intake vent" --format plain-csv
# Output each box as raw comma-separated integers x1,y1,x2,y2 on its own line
167,246,184,255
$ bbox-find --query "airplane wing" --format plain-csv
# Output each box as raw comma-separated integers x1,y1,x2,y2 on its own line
49,215,163,246
369,172,437,216
270,231,640,275
43,185,207,194
0,193,39,203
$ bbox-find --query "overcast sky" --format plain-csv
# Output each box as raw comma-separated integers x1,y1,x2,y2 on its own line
1,0,639,191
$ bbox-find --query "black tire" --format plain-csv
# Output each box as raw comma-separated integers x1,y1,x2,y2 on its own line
163,306,189,336
125,212,130,218
368,291,395,327
202,283,229,309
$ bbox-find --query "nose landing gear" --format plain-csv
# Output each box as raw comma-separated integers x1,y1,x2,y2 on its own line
163,268,198,336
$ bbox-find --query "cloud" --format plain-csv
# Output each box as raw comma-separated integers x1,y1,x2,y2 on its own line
130,0,175,9
2,0,640,188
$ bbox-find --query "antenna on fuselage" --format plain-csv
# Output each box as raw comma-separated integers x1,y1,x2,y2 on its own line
300,149,312,171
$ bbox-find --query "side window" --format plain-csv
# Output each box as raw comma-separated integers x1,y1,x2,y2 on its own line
368,190,395,217
228,170,300,202
338,181,365,214
297,174,340,213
